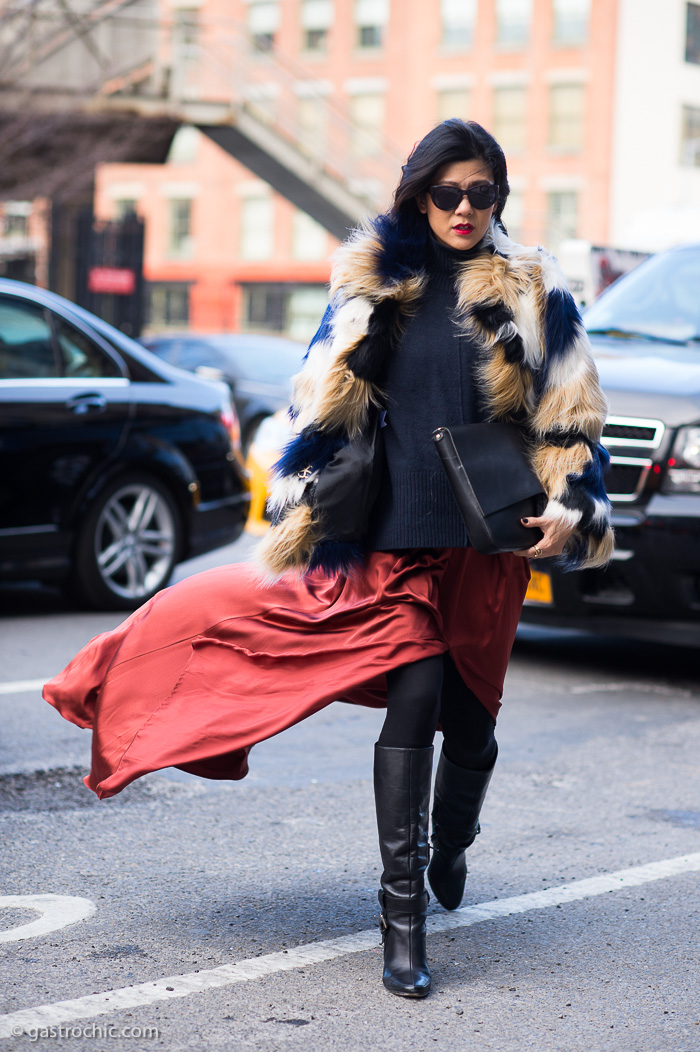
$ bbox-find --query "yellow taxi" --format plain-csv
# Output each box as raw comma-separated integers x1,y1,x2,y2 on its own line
244,411,294,536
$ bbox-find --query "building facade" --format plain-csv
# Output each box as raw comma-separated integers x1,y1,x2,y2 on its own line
93,0,700,337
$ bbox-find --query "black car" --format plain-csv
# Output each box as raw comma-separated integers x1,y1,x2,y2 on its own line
520,244,700,647
140,333,305,450
0,279,250,610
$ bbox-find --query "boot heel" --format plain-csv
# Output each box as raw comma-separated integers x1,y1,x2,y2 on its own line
378,890,431,997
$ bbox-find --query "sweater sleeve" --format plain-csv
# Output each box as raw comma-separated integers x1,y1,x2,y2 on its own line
528,273,614,570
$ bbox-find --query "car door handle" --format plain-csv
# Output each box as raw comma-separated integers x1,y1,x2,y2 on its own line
66,394,108,415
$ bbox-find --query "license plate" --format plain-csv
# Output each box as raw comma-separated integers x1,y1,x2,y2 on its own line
525,570,553,605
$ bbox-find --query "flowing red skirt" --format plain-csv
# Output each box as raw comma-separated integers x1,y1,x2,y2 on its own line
44,548,529,799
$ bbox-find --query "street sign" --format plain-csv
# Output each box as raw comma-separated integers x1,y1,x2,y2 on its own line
87,266,136,295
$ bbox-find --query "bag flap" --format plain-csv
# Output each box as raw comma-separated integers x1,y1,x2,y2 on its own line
447,423,544,517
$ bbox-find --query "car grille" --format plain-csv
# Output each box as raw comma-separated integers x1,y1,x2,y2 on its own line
601,415,665,502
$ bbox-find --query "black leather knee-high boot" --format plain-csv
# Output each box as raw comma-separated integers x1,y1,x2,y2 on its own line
374,743,433,998
427,745,497,911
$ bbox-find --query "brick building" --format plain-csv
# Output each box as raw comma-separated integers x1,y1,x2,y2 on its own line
94,0,700,337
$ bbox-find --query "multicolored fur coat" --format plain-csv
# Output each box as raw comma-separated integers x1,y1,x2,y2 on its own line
258,214,614,578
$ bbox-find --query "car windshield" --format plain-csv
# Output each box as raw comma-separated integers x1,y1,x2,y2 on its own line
584,247,700,344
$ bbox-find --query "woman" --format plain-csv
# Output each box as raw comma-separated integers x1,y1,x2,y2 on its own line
45,120,613,1001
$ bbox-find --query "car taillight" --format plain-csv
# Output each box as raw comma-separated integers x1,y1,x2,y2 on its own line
219,399,241,452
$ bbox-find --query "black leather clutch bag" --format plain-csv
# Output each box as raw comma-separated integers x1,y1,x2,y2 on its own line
432,422,546,554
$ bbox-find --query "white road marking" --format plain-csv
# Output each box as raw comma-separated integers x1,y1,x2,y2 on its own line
0,895,96,945
0,679,47,696
1,851,699,1037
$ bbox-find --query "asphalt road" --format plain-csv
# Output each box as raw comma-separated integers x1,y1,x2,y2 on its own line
1,534,699,1051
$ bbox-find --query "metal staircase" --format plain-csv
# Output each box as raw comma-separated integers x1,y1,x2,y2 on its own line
0,1,404,235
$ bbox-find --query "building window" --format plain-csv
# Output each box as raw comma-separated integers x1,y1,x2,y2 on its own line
247,0,280,51
680,105,700,165
147,283,191,329
242,283,328,340
301,0,333,51
686,3,700,63
437,88,472,122
492,86,527,152
355,0,389,49
239,195,274,260
3,202,31,238
349,93,386,156
441,0,476,48
288,287,330,342
546,190,578,250
292,210,328,261
114,199,137,219
167,125,200,164
173,8,199,96
496,0,532,47
297,95,328,158
168,198,193,257
548,83,585,151
552,0,590,45
503,189,524,242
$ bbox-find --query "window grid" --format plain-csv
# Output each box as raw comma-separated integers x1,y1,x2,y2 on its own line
680,105,700,166
552,0,590,45
168,199,192,257
492,86,527,152
686,2,700,64
548,83,585,151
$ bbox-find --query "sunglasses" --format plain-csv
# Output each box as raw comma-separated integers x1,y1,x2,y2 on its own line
428,183,499,211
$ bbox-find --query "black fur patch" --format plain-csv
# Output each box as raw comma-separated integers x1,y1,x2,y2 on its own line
346,299,405,381
502,332,526,365
470,302,514,333
540,430,595,449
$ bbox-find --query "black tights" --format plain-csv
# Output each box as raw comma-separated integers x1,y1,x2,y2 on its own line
377,653,497,770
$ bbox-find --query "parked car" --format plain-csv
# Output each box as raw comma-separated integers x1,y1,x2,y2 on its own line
140,333,305,452
521,243,700,646
0,279,250,610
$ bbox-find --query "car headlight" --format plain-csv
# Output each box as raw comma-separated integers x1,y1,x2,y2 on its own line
661,426,700,494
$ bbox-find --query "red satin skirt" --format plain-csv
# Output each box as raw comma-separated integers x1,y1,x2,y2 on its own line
44,548,529,799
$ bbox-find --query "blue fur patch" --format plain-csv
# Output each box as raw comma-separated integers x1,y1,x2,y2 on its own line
565,443,610,515
307,539,364,577
308,302,335,352
372,212,427,284
544,288,584,365
273,427,346,479
555,443,612,571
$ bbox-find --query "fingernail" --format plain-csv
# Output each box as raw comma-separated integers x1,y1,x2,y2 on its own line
521,518,529,524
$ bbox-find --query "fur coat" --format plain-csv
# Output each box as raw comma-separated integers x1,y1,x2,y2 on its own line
258,214,614,578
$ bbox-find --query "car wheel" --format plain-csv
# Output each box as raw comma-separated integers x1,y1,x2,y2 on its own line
72,474,184,610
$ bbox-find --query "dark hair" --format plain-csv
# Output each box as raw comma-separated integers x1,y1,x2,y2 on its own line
391,119,510,225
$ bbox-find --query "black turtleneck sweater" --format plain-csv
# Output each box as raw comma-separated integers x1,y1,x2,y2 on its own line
366,234,487,550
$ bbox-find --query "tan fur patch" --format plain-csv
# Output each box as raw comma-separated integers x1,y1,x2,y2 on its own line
581,527,615,568
455,254,524,314
532,358,608,440
329,227,426,305
533,442,592,499
477,345,531,420
312,366,377,436
567,526,615,570
257,503,322,577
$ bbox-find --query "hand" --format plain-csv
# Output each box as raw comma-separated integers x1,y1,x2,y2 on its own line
513,513,577,561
